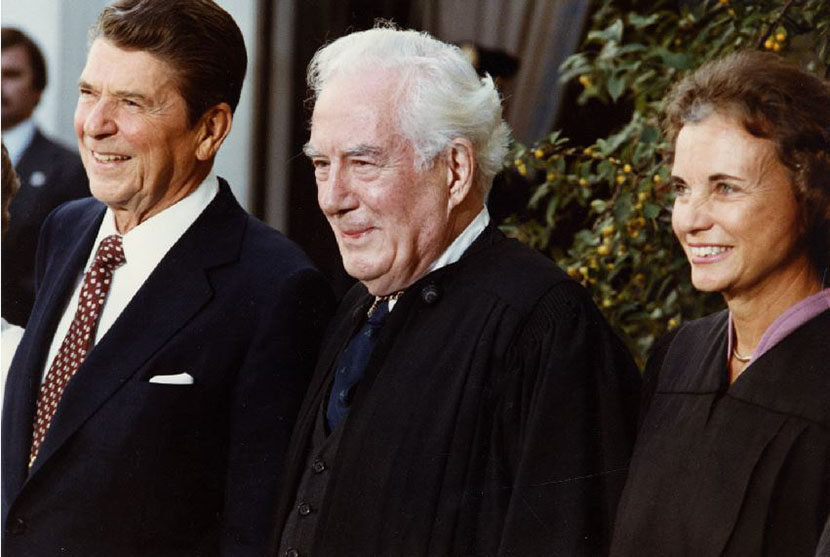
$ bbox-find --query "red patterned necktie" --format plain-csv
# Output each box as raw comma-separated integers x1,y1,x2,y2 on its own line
29,234,126,468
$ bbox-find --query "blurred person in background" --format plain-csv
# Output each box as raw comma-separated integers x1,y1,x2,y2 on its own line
612,50,830,555
1,27,90,327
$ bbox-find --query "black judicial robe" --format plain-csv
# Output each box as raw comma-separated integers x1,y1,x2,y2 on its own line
612,309,830,556
273,225,641,555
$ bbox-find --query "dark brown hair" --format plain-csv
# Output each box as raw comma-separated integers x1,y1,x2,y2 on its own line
90,0,247,125
1,27,47,91
663,50,830,273
2,143,21,235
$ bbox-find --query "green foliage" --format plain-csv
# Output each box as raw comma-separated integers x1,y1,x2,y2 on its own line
503,0,830,366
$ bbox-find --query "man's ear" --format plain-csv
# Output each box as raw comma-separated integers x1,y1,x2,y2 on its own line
445,137,476,209
195,103,233,161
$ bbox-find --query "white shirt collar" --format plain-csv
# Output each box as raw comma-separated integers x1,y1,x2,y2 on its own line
427,206,490,274
3,119,38,166
386,207,490,312
90,172,219,274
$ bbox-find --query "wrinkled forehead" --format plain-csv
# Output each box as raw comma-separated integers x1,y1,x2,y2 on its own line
309,71,406,150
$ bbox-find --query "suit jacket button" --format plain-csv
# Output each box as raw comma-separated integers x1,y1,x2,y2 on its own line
6,517,26,535
297,502,313,516
285,549,300,557
311,459,326,473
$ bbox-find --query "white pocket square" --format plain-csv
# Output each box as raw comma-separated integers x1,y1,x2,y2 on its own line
148,372,194,385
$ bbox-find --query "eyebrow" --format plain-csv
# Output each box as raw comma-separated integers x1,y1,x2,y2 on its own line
302,143,386,159
302,143,320,158
708,173,745,182
77,79,152,105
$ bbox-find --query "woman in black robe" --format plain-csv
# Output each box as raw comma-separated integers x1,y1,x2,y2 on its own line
612,51,830,555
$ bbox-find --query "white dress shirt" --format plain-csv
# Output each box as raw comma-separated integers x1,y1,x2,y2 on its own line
3,118,37,166
40,174,219,382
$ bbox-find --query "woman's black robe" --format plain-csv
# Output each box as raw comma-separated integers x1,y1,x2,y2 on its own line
612,309,830,555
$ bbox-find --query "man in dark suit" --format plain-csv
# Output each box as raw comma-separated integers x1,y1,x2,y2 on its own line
1,1,334,555
1,27,90,327
274,25,640,556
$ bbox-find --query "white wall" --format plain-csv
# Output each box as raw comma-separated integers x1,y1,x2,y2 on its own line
1,0,257,210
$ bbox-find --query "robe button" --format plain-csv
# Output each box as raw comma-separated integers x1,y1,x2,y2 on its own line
285,549,300,557
297,502,313,516
312,459,326,473
421,282,441,305
6,517,26,535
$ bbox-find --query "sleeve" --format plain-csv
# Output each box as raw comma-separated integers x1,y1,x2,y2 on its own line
486,281,641,556
219,265,335,556
639,328,678,427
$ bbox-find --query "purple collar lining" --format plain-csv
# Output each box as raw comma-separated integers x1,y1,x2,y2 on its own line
727,288,830,366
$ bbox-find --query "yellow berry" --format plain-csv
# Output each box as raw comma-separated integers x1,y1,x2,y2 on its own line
653,174,662,183
579,266,589,277
633,273,646,285
597,245,611,256
601,224,616,236
718,0,728,4
606,263,615,270
578,75,593,88
634,201,643,211
623,163,633,173
629,229,640,239
602,298,613,308
609,157,618,164
668,317,679,329
638,191,649,201
579,177,590,187
567,266,581,279
547,171,557,182
513,158,523,167
534,148,545,159
764,38,775,50
517,164,527,176
728,8,736,16
582,147,593,156
776,32,786,42
616,174,626,185
772,42,782,52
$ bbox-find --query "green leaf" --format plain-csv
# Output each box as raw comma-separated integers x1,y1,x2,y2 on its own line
607,74,626,102
643,202,661,219
588,19,624,44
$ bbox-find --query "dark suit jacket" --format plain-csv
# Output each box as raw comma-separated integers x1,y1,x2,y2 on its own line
2,128,90,327
2,179,335,556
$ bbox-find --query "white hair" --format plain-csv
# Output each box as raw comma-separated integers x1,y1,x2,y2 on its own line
307,24,511,194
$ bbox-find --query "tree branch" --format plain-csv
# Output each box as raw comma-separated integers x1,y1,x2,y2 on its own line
757,0,797,49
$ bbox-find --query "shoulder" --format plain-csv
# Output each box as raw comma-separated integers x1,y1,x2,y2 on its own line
43,197,104,236
457,226,574,315
238,215,321,279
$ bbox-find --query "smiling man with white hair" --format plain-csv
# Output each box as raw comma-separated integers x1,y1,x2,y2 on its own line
273,24,641,556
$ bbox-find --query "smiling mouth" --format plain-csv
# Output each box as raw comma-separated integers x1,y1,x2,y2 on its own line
91,151,131,163
689,245,731,258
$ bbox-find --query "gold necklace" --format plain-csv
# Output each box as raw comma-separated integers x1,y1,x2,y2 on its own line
732,347,751,363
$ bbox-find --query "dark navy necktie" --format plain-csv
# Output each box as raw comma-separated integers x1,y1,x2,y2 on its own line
326,299,391,431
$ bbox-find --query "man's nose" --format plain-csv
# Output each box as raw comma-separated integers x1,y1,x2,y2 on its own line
318,165,357,215
82,98,117,138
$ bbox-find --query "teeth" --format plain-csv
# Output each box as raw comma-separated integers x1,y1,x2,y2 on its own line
690,245,729,257
93,152,130,162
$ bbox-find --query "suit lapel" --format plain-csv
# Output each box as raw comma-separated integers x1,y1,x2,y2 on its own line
27,181,247,477
2,201,104,495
